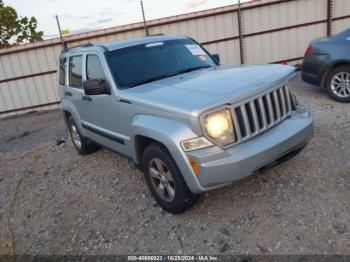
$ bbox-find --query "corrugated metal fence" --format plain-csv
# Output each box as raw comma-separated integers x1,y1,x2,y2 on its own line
0,0,349,118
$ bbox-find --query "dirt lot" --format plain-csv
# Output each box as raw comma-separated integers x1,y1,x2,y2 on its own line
0,74,349,255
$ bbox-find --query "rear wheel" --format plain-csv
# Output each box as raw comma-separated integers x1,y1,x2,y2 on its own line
325,66,350,103
67,116,99,155
142,143,197,214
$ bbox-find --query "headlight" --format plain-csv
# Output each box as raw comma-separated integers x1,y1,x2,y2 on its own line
202,108,235,146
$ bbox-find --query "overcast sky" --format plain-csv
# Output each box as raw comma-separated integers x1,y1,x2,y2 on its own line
4,0,251,39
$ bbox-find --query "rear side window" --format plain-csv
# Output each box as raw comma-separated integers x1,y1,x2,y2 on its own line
86,55,106,81
69,56,83,88
59,58,66,85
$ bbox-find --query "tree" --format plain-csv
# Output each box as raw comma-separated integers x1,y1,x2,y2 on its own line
0,0,43,48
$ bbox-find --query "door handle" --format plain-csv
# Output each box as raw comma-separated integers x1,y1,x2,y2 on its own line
82,95,92,102
64,91,72,97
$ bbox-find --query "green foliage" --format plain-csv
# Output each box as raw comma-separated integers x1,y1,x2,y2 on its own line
0,0,43,48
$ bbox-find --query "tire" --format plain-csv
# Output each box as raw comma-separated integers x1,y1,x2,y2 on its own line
325,66,350,103
67,116,99,155
142,143,197,214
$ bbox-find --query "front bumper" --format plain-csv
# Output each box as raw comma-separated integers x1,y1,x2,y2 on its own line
186,111,314,191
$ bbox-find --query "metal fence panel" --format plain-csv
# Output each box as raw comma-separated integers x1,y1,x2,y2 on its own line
334,0,350,17
245,23,327,64
243,0,327,35
333,18,350,34
0,0,349,117
204,39,241,65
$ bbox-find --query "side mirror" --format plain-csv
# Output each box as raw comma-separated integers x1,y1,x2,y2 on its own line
212,53,220,64
83,79,109,95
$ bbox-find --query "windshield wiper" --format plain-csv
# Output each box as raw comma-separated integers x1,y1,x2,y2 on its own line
129,72,182,88
128,65,214,88
177,65,214,74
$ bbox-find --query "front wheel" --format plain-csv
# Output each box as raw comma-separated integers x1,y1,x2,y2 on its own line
142,143,197,214
325,66,350,103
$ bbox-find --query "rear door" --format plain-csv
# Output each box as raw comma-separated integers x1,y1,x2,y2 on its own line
66,55,85,117
58,57,67,99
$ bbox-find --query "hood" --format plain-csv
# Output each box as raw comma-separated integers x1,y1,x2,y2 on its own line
120,64,295,115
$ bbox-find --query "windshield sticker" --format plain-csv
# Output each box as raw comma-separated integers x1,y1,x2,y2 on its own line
199,55,207,61
145,42,164,48
185,44,206,56
346,36,350,41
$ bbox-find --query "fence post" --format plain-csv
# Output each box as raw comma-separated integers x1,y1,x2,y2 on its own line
140,1,150,36
326,0,333,36
237,0,245,64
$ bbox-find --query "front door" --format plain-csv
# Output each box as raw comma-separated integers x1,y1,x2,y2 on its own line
77,53,128,154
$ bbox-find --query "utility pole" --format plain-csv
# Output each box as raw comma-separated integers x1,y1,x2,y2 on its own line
55,15,67,49
140,1,150,36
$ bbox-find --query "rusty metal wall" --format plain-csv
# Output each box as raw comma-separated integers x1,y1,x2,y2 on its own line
0,0,349,117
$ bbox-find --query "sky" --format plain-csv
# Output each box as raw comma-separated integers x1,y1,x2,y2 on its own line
4,0,251,39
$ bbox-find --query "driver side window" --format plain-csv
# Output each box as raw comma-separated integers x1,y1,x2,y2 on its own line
86,55,106,81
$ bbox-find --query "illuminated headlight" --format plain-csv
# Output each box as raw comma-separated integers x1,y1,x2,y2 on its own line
181,137,213,152
202,108,235,146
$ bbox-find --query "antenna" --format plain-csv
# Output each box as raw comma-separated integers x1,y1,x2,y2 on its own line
140,1,150,36
55,15,67,49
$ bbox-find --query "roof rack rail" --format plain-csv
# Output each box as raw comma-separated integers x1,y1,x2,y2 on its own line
146,33,165,37
61,43,93,53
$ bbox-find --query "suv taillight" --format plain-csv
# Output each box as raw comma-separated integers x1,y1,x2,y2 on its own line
304,44,313,57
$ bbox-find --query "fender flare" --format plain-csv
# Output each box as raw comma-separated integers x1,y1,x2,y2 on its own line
60,99,86,136
131,114,206,193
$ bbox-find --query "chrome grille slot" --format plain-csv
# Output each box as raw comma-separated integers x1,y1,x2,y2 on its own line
234,107,246,138
279,88,287,117
241,104,251,137
266,93,275,125
230,85,293,146
273,90,281,121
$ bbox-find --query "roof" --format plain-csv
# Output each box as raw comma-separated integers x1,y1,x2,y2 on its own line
60,34,188,56
102,34,187,51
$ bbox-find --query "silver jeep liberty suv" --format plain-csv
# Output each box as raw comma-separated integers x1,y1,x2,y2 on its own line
58,35,314,214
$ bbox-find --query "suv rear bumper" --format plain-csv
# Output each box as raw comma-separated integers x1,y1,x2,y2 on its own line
301,71,321,86
185,111,313,192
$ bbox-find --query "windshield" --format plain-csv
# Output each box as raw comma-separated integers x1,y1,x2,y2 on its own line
106,38,216,89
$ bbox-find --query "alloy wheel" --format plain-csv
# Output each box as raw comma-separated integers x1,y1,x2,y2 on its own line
148,158,175,202
331,72,350,98
70,124,82,149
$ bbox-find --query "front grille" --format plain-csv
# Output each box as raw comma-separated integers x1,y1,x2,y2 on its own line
231,86,293,145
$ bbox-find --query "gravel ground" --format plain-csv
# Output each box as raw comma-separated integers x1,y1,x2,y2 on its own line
0,74,349,256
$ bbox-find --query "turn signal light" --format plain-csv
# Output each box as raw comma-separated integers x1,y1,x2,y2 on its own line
188,158,200,176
